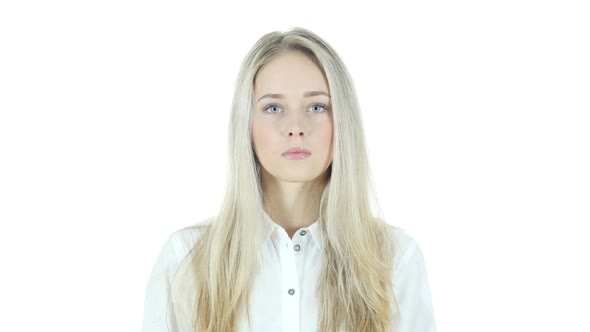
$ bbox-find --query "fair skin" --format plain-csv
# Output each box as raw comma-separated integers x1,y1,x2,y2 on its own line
252,51,334,239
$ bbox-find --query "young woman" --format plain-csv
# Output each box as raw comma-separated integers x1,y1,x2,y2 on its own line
141,27,436,332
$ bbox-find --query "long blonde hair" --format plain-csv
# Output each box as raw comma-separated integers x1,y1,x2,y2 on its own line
171,27,400,331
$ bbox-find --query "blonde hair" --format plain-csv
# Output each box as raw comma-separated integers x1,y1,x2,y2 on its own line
171,27,400,331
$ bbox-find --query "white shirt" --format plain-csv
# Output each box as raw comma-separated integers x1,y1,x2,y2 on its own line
141,212,437,331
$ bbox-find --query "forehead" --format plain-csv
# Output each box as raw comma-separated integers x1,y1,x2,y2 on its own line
254,51,329,95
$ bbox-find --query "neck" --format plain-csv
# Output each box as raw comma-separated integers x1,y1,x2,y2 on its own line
261,168,326,238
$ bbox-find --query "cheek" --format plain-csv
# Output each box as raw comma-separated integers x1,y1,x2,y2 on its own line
318,121,334,149
252,119,274,152
252,121,261,150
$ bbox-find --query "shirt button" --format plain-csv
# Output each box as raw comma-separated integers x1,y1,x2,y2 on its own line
288,288,295,295
300,230,307,236
294,244,301,252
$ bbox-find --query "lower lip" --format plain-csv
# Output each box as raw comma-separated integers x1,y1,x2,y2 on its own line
282,152,311,160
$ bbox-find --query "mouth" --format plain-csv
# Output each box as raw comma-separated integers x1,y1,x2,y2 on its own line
282,147,311,160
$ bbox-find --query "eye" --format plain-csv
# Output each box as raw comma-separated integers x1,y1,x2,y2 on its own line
263,103,329,114
309,103,329,113
263,104,282,114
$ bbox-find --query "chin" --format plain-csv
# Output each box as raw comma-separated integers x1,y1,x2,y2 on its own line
274,169,322,183
278,173,318,183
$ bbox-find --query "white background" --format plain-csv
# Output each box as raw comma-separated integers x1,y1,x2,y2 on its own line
1,1,588,331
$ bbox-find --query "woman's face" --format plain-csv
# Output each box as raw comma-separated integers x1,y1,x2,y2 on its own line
252,51,333,183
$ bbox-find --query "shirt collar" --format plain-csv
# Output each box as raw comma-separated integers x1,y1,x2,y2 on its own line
262,210,325,251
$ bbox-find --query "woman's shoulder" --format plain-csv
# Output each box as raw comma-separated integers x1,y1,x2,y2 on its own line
150,218,213,275
383,224,428,276
384,224,437,331
142,218,213,331
162,219,212,258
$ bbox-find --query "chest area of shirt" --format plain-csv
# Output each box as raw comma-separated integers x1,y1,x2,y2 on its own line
239,238,324,331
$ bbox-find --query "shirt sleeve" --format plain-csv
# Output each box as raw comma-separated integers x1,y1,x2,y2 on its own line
393,229,437,332
141,228,202,332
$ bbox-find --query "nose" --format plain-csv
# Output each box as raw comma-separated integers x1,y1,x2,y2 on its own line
289,128,304,137
284,110,307,137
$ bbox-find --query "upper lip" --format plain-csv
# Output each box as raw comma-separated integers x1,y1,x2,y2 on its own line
282,147,311,155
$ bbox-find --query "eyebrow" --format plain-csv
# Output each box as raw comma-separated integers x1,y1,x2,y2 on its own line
256,91,330,103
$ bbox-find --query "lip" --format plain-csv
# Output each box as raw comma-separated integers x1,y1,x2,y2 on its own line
282,147,311,155
281,147,311,160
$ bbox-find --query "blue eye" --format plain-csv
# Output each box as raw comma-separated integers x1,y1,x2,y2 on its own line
264,104,282,113
263,103,329,114
310,104,328,113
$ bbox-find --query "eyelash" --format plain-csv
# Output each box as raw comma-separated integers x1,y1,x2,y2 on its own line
263,103,329,114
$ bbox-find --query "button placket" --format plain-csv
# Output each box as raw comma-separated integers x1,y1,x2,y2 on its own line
293,230,306,254
294,228,314,296
280,234,300,332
